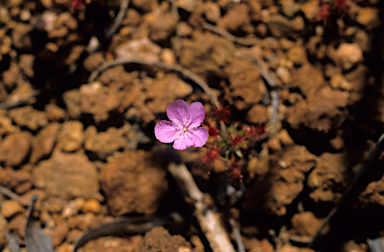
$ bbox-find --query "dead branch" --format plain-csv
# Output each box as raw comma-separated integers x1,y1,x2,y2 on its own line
202,22,259,46
167,163,236,252
105,0,130,38
0,185,21,203
88,58,221,109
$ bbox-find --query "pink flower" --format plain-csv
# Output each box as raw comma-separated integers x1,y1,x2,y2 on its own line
155,99,209,150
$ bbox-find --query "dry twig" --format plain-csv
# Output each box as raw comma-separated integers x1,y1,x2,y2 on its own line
202,22,259,46
309,133,384,247
168,163,236,252
105,0,130,38
202,23,279,135
0,185,21,203
88,58,221,109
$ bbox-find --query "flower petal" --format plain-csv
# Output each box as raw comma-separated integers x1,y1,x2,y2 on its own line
188,102,206,129
167,99,190,126
189,127,209,147
173,134,193,150
155,120,179,143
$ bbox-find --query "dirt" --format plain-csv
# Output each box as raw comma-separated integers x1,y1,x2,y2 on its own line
0,0,383,251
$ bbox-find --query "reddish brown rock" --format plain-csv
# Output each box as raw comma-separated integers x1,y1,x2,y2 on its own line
100,150,168,216
80,82,123,123
58,121,84,152
225,59,266,109
114,37,161,63
63,89,82,119
179,33,235,77
285,86,348,133
32,151,100,200
0,131,32,167
11,23,32,49
8,214,26,237
9,106,48,131
218,4,252,33
138,227,191,251
84,126,126,160
360,175,384,206
1,200,24,218
83,52,104,72
0,167,31,191
30,122,61,163
291,63,325,98
246,104,268,124
307,153,348,202
146,10,178,42
50,223,69,247
291,211,323,237
45,103,66,121
243,145,316,215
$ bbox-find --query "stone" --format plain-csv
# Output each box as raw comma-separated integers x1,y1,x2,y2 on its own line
204,2,220,23
276,66,291,84
19,54,34,78
291,211,323,237
8,214,26,237
58,121,84,152
30,122,61,163
287,46,306,65
83,52,104,72
333,43,363,70
50,223,69,247
179,33,235,77
115,37,161,63
11,23,32,49
63,89,82,119
218,4,251,33
301,0,319,21
308,153,347,202
139,227,191,251
100,150,168,216
145,11,178,42
225,59,265,108
0,131,32,167
32,151,100,200
176,0,195,12
1,200,24,218
330,73,353,91
243,145,317,215
9,106,48,131
356,7,380,29
280,0,299,17
0,168,31,190
84,126,126,160
291,63,325,98
81,199,101,214
246,104,268,124
62,198,84,218
45,103,66,121
80,82,123,123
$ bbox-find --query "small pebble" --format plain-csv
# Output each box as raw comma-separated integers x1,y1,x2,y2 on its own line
82,199,101,214
1,200,23,218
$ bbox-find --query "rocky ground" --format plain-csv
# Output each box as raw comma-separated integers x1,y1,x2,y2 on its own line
0,0,383,251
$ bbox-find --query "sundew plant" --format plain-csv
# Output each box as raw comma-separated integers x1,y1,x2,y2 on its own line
155,99,267,181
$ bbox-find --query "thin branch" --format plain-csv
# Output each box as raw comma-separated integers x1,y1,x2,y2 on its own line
230,218,245,252
105,0,130,38
309,133,384,247
0,90,40,110
168,163,236,252
201,23,279,136
88,58,221,109
0,185,21,203
202,22,260,46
